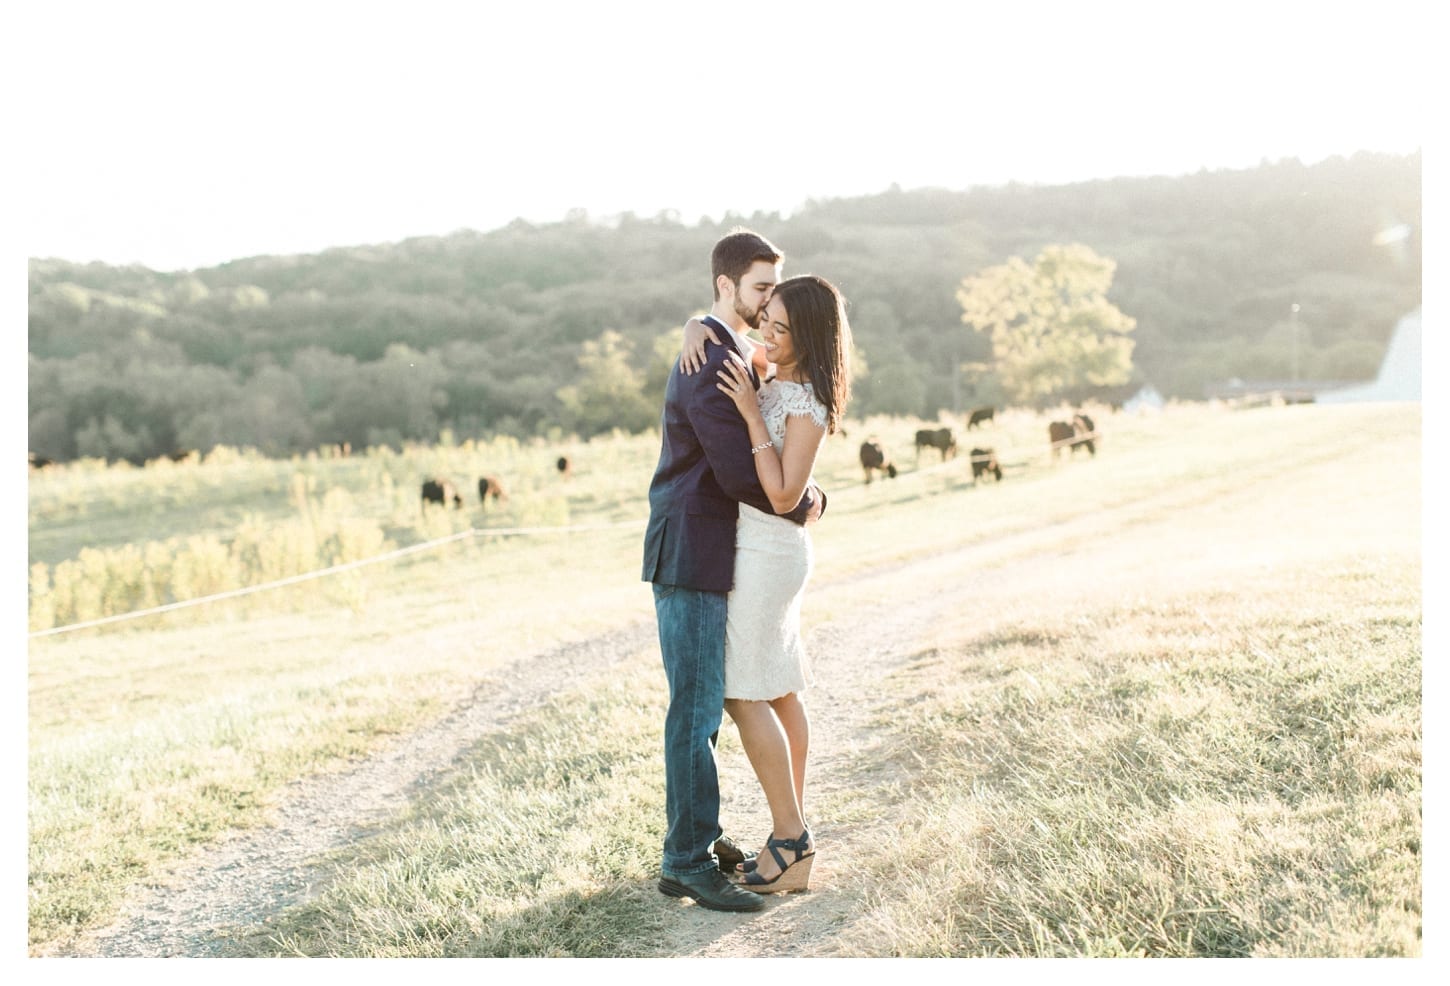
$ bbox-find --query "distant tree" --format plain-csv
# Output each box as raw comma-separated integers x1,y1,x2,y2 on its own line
645,331,683,406
957,244,1137,406
556,330,657,437
327,345,447,448
853,348,928,417
233,364,313,456
74,413,154,464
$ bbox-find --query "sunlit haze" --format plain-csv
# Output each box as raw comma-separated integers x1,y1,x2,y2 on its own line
13,0,1426,272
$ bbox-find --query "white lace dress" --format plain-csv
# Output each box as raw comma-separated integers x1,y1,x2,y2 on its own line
724,379,827,701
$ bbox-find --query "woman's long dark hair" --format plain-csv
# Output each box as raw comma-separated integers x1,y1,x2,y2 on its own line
772,275,851,433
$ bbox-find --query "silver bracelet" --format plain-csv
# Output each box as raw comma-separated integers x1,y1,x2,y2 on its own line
750,442,773,455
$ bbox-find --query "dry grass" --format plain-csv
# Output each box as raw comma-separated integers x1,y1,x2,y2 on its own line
27,402,1421,956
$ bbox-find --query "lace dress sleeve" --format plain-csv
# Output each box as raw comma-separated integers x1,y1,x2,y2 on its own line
782,383,828,431
759,381,828,447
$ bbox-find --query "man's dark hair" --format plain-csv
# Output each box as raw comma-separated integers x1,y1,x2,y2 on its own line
711,228,783,300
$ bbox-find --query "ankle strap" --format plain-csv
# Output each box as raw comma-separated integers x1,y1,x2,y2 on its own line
765,830,812,867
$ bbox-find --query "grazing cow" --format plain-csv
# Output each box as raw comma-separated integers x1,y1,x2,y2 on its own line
28,453,55,469
914,427,957,462
556,455,572,478
1071,413,1097,456
858,441,898,484
421,478,463,509
967,406,995,430
478,475,508,506
969,447,1002,482
168,449,194,463
1048,420,1075,459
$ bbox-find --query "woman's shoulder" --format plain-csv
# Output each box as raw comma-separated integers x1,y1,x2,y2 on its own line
771,379,827,428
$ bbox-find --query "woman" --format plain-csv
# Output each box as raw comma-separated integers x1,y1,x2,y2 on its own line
681,274,852,893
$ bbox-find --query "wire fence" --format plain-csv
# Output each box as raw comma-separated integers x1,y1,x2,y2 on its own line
28,520,642,639
29,425,1102,640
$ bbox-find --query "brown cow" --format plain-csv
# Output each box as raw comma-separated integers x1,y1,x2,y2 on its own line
967,406,995,429
479,475,508,506
1049,414,1098,459
1048,421,1075,460
858,441,898,484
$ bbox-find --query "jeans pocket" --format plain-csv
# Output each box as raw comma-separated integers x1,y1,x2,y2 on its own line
653,583,677,602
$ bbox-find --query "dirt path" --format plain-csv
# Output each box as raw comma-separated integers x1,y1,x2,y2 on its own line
57,436,1409,958
54,497,1116,958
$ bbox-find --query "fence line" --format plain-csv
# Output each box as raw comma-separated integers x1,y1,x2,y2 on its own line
29,519,642,639
30,426,1103,639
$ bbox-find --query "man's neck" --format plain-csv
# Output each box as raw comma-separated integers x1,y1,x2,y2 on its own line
707,304,749,334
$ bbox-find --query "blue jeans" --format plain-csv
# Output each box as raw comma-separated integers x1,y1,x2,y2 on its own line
653,582,727,876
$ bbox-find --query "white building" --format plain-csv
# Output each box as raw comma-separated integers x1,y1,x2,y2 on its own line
1122,384,1165,414
1318,309,1422,403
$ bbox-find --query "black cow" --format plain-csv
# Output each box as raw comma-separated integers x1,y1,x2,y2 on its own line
914,427,957,462
969,447,1002,482
967,406,995,429
28,453,55,469
479,475,508,506
421,478,463,509
1071,413,1097,456
858,441,898,484
556,456,572,478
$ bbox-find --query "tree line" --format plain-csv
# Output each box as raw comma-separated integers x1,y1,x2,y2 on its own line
28,152,1420,464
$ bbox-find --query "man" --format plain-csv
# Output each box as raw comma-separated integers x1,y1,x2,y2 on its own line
642,229,825,912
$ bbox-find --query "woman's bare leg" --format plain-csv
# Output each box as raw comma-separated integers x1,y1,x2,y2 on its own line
724,697,807,880
768,692,810,825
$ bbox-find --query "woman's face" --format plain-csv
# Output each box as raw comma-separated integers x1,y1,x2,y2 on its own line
758,296,797,371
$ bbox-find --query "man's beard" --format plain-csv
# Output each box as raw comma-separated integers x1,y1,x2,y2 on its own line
734,296,762,329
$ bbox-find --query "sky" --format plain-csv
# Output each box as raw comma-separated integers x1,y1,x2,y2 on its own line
9,0,1430,273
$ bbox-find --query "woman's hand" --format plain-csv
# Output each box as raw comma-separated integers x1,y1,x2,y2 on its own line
716,355,761,419
681,317,722,375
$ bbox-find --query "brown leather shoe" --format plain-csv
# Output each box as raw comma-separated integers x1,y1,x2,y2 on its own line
712,835,757,874
658,867,766,912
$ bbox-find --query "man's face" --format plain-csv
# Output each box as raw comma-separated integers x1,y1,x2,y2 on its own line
730,259,781,329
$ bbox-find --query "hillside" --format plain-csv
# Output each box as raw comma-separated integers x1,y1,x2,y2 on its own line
27,152,1421,464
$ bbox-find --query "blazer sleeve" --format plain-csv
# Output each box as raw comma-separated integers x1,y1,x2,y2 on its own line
685,344,819,525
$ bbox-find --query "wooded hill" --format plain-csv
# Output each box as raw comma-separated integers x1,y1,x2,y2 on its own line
27,152,1420,464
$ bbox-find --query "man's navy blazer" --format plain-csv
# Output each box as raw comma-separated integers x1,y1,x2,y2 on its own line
642,316,821,593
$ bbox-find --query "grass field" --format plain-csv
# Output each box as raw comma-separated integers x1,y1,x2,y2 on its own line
26,401,1422,957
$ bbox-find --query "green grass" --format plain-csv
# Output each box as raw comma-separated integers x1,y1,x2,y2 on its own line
27,402,1421,956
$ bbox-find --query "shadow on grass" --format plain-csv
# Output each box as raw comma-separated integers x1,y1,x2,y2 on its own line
218,872,768,958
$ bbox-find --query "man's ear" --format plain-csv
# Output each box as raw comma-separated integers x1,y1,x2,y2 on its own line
715,273,734,302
